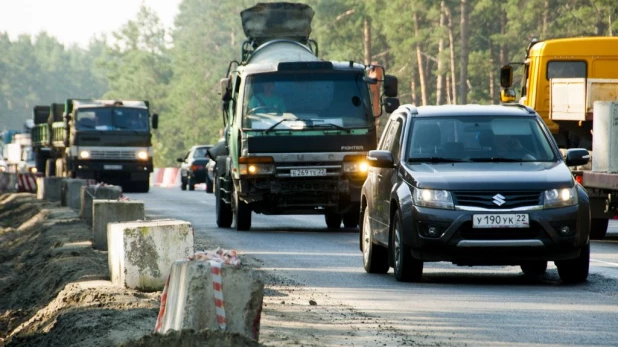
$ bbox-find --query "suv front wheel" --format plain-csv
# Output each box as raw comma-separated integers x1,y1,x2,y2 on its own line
392,210,423,282
362,207,389,274
555,243,590,284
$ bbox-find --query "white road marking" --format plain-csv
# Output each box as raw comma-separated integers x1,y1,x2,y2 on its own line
591,259,618,267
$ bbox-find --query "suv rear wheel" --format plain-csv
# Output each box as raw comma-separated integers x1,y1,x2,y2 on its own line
520,261,547,277
555,243,590,284
325,211,341,229
343,206,359,228
590,218,609,240
392,210,423,282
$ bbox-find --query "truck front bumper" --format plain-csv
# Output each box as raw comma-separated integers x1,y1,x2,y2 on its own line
71,159,153,180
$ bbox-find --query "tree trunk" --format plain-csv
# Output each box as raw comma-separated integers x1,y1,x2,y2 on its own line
445,5,457,104
414,12,428,105
459,0,469,104
411,69,418,106
499,9,508,67
542,0,549,37
364,16,372,66
488,41,495,104
436,1,446,105
446,73,452,104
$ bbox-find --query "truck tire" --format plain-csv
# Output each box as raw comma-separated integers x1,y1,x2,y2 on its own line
135,180,150,193
234,191,252,231
188,177,195,191
45,159,56,177
590,218,609,240
343,206,360,228
325,211,341,229
180,178,187,191
555,243,590,284
215,177,233,228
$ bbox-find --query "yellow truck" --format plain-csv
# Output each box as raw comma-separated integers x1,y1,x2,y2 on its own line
500,36,618,239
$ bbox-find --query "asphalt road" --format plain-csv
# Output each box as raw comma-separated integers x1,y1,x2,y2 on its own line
127,186,618,346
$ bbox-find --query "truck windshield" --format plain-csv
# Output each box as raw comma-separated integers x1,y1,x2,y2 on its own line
243,72,373,130
406,116,557,163
76,107,150,131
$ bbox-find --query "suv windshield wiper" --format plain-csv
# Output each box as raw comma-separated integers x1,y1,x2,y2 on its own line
407,157,469,163
469,157,522,162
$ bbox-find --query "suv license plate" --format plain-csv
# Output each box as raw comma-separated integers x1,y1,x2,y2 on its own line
473,214,529,228
290,168,327,177
103,165,123,170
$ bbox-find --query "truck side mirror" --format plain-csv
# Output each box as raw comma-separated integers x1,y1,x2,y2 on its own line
383,75,398,97
152,113,159,129
383,97,400,114
500,65,513,88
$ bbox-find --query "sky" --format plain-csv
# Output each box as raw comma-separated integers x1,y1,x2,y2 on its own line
0,0,182,47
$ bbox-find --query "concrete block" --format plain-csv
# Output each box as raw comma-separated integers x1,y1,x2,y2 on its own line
80,185,123,226
36,177,64,201
0,173,18,192
157,260,264,340
92,200,145,251
107,219,194,291
61,178,89,209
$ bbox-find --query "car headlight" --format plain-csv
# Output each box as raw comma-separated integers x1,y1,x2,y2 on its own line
80,150,90,159
413,188,454,210
137,151,149,160
544,187,578,209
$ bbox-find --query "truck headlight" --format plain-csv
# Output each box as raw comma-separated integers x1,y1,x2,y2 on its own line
544,187,578,209
239,156,274,175
343,155,369,175
80,150,90,159
413,188,454,210
29,167,38,173
137,151,149,160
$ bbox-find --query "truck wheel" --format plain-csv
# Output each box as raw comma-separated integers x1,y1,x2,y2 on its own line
590,218,609,240
188,177,195,191
343,206,360,228
555,243,590,284
234,191,252,231
181,178,187,191
45,159,56,177
136,180,150,193
215,178,233,228
325,211,342,229
520,261,547,277
205,177,214,193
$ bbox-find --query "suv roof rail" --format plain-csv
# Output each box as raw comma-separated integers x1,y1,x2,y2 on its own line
501,102,536,114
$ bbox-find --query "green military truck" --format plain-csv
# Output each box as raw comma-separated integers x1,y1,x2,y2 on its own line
31,99,158,192
214,2,399,230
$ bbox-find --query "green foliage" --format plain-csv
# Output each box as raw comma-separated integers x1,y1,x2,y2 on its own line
2,0,618,166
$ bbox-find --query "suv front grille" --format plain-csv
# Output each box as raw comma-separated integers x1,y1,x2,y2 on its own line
453,190,542,209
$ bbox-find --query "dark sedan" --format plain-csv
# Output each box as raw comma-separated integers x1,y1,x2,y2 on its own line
361,104,591,283
177,145,212,191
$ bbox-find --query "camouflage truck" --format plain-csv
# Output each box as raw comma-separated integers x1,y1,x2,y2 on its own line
31,99,159,192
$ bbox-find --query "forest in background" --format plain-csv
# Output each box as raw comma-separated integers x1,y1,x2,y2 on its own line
1,0,617,167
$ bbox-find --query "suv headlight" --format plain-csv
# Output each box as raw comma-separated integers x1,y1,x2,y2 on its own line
413,188,454,210
544,187,578,209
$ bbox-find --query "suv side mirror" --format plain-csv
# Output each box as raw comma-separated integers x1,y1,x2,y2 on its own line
367,150,395,168
565,148,590,167
152,113,159,129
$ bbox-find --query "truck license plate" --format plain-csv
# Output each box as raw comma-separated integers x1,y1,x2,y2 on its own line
473,214,529,228
103,165,123,170
290,168,327,177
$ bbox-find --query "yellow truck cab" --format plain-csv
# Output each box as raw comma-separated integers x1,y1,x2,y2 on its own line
500,36,618,239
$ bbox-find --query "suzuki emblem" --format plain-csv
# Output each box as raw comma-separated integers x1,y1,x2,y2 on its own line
492,194,506,206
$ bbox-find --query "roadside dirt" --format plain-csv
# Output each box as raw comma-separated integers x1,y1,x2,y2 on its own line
0,193,427,346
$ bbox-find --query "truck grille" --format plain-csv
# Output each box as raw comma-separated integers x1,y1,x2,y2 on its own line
452,190,542,209
89,150,136,160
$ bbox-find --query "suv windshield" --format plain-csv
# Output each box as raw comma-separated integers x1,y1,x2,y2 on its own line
76,107,150,131
243,71,373,130
406,116,557,162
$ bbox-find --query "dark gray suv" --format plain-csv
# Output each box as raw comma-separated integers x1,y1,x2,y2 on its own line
361,104,591,283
